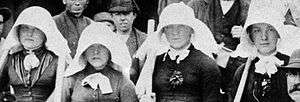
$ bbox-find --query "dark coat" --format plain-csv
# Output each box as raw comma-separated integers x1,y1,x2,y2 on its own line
188,0,249,50
152,45,222,102
61,64,138,102
53,11,92,58
127,28,147,84
229,52,293,102
0,47,58,102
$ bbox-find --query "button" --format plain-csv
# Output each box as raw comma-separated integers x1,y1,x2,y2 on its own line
28,97,33,100
28,92,32,95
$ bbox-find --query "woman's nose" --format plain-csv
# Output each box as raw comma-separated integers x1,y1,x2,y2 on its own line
261,32,268,40
74,1,80,6
93,49,101,54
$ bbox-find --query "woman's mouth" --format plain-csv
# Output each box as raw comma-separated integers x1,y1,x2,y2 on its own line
92,57,101,60
260,43,270,46
25,38,34,41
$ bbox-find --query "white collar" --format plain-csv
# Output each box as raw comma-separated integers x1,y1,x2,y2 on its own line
81,72,113,94
255,51,284,77
164,43,191,64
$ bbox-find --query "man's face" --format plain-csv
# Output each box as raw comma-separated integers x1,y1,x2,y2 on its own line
249,23,280,55
64,0,88,17
0,15,4,34
164,24,193,50
111,12,136,32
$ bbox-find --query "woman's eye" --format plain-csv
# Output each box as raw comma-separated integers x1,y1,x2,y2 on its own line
252,29,260,33
268,28,276,32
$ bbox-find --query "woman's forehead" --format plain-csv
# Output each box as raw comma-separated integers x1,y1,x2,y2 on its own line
249,23,276,30
86,44,107,50
164,24,192,29
18,24,40,30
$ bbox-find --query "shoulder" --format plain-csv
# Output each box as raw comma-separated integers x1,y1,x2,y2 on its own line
53,12,64,21
83,16,93,25
276,52,290,66
192,49,219,71
133,28,147,39
102,67,125,80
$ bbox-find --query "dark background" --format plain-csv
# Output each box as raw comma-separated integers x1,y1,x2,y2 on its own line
0,0,159,37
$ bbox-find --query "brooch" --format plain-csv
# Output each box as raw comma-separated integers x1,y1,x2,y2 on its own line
169,70,184,89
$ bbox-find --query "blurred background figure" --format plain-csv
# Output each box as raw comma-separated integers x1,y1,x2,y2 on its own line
94,12,116,32
289,0,300,27
108,0,147,84
0,7,11,56
157,0,191,16
0,7,11,38
54,0,93,58
280,49,300,102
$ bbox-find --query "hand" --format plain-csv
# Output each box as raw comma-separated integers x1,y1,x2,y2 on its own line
139,93,156,102
231,26,243,38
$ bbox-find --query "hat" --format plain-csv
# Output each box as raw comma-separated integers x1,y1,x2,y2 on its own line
285,49,300,68
108,0,140,13
0,7,11,22
94,12,114,24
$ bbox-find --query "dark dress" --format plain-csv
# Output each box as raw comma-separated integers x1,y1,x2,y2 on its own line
0,47,58,102
126,28,147,84
152,45,222,102
229,52,293,102
62,64,138,102
219,56,247,90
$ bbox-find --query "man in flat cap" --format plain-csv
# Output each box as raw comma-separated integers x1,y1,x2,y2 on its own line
109,0,147,84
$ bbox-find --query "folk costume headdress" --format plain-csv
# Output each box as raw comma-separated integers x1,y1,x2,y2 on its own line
0,6,71,102
134,2,219,96
233,5,300,76
64,22,132,78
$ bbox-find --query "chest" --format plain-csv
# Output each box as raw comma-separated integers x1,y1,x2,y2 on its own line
70,76,121,102
153,58,202,92
7,56,56,87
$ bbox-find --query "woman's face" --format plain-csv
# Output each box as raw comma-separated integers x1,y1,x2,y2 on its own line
164,24,193,50
249,23,280,55
19,24,46,50
85,44,110,70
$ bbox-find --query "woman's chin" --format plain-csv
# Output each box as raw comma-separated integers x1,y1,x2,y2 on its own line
91,64,106,70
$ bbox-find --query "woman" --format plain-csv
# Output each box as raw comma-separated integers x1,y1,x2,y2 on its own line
229,10,296,102
0,6,70,102
62,23,137,102
135,2,221,102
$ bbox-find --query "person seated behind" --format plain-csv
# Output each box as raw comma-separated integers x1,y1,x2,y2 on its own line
94,12,116,32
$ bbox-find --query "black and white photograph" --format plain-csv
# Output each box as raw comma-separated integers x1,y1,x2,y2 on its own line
0,0,300,102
